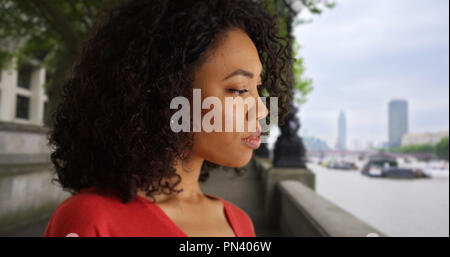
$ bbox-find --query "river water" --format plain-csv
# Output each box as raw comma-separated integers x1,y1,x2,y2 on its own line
306,162,449,237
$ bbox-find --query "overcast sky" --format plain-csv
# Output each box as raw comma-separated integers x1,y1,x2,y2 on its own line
287,0,449,149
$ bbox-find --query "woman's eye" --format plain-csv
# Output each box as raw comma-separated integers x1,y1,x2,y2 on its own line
228,89,249,95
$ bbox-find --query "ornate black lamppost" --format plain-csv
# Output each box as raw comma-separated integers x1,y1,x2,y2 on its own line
272,0,307,168
254,120,270,158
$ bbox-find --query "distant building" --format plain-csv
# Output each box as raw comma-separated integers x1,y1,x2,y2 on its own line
366,140,374,151
303,136,331,152
376,141,389,149
0,59,48,126
401,131,449,146
352,139,362,151
337,111,347,151
388,99,409,149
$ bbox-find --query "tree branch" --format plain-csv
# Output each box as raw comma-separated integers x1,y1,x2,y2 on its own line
30,0,80,51
67,0,91,31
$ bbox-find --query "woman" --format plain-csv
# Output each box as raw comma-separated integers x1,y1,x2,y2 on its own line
44,0,293,237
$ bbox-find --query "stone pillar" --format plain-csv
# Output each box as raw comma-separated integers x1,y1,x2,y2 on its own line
29,68,46,126
253,156,316,231
0,60,17,122
264,166,315,230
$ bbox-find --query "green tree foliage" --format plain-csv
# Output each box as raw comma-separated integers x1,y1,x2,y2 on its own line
434,137,449,160
292,41,313,105
261,0,335,104
0,0,122,126
1,0,334,127
392,144,434,154
388,137,449,160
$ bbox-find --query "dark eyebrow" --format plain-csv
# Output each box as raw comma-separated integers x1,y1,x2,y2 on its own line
223,69,254,80
223,68,263,81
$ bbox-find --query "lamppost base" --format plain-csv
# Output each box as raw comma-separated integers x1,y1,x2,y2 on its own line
273,136,306,168
254,143,270,158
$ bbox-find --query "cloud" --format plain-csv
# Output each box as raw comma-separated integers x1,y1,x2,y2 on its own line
295,0,449,62
291,0,449,148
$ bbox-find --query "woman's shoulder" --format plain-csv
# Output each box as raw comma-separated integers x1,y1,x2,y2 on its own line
53,187,122,217
225,200,256,237
43,187,124,237
208,194,255,237
223,200,252,221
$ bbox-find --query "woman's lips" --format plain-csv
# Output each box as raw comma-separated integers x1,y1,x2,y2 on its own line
242,136,261,149
241,129,261,150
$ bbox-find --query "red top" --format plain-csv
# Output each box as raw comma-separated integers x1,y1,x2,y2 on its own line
43,187,256,237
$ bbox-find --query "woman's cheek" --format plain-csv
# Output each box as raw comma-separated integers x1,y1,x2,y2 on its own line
223,100,247,133
223,101,234,132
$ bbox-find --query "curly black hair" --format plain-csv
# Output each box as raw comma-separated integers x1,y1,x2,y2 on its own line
49,0,294,204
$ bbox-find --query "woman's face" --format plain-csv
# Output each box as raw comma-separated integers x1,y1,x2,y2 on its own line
191,28,269,167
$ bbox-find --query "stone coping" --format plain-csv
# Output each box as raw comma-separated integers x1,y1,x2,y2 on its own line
0,121,50,134
278,180,387,237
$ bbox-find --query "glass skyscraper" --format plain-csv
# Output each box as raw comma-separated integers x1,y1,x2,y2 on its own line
338,111,347,151
388,99,409,149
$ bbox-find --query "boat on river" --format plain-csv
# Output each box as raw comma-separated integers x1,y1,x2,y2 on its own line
361,154,429,179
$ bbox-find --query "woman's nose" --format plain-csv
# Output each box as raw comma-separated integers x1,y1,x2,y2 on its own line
246,95,269,124
256,96,269,121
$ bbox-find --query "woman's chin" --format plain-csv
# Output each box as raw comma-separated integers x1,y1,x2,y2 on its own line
226,153,253,168
206,146,254,168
